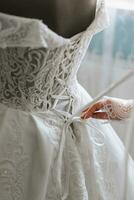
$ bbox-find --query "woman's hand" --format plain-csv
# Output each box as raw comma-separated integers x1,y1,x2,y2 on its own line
81,97,134,120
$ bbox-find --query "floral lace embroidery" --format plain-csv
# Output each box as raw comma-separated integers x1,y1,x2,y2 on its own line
0,115,31,200
0,14,49,48
0,1,119,200
87,120,121,200
46,127,88,200
0,33,84,113
102,96,134,120
0,0,108,113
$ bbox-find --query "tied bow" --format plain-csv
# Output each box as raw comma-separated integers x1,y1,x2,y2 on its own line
52,109,105,200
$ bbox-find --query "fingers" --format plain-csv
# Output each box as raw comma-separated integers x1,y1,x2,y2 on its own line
92,112,109,120
80,98,123,120
81,101,105,119
82,111,109,120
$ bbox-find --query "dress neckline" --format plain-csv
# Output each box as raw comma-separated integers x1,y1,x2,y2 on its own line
39,0,107,41
0,0,108,49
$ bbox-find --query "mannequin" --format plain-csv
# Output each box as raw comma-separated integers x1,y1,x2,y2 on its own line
0,0,97,38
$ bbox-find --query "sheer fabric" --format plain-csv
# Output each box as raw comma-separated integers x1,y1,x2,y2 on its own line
102,96,134,120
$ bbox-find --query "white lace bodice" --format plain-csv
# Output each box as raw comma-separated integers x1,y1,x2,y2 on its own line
0,0,108,112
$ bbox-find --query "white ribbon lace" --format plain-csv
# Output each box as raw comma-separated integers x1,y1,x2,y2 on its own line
52,70,134,200
52,109,105,200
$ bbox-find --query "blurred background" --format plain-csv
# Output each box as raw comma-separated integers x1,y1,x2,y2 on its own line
78,0,134,158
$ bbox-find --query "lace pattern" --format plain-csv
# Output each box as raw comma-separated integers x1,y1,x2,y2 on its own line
0,0,108,113
0,1,116,200
0,109,31,200
103,96,134,120
0,28,94,112
45,125,88,200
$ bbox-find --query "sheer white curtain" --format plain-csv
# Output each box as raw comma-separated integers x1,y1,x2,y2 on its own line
78,2,134,158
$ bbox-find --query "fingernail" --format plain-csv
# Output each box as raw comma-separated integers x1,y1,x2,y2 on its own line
81,114,85,119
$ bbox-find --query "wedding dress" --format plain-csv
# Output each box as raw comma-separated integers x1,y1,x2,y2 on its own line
0,0,134,200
